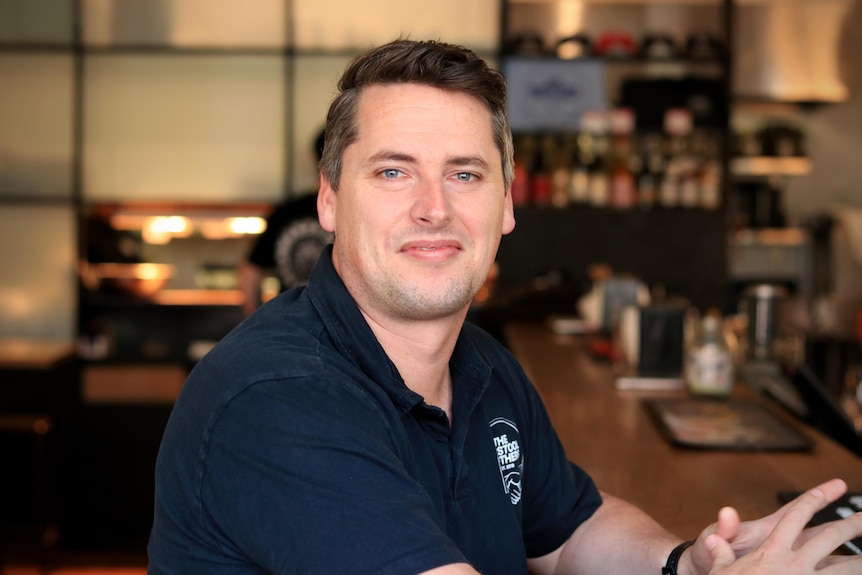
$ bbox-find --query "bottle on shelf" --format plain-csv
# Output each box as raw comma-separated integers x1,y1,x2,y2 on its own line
530,134,554,207
581,110,610,208
569,130,593,206
698,136,722,210
608,108,637,210
636,133,661,210
659,108,694,209
550,135,573,209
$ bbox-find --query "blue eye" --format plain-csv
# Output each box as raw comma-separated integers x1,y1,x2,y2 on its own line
382,169,401,179
455,172,475,182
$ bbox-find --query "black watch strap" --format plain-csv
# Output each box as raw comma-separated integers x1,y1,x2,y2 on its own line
662,540,695,575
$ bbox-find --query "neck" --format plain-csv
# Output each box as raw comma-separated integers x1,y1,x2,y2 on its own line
362,311,465,419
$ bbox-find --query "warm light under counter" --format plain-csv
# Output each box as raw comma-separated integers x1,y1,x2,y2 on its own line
148,289,244,306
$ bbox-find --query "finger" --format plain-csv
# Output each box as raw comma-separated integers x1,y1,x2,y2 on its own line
815,553,862,569
797,512,862,567
794,510,862,551
818,556,862,575
737,479,850,553
814,478,849,506
706,533,736,572
782,479,848,517
715,506,741,542
768,486,831,546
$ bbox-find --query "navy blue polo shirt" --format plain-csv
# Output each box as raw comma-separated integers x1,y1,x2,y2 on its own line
148,246,601,574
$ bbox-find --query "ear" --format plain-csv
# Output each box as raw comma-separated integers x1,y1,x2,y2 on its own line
502,184,516,235
317,174,337,233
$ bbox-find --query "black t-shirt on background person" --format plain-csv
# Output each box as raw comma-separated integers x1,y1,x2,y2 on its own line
246,193,333,293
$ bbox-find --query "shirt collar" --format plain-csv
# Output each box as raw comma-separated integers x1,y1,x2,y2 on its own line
306,246,493,416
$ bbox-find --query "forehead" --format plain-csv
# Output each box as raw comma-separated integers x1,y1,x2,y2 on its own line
354,83,494,140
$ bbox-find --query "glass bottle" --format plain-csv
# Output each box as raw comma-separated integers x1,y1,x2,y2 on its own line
550,135,572,209
609,134,636,209
685,310,734,396
608,108,636,210
580,110,610,208
569,131,593,205
637,134,661,210
699,136,722,210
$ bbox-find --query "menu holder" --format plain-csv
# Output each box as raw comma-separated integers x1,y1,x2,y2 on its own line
644,397,814,451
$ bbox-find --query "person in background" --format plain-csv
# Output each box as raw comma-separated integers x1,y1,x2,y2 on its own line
148,39,862,575
237,128,333,316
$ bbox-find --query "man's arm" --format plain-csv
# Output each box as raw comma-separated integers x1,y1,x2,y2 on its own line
528,492,684,575
527,479,862,575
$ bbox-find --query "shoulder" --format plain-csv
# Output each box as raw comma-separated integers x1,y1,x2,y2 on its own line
192,294,380,411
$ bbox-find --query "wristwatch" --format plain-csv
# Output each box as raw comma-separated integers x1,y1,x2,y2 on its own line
662,540,695,575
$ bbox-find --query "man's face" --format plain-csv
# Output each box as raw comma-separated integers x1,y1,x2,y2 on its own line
318,83,515,323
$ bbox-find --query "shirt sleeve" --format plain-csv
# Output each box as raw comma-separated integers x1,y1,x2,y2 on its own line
489,343,603,559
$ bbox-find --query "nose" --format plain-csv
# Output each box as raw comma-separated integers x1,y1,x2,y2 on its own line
411,178,452,226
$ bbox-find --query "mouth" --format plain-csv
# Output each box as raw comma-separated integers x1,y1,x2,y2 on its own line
400,240,463,260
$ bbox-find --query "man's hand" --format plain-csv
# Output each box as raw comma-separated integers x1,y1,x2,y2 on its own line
683,479,862,575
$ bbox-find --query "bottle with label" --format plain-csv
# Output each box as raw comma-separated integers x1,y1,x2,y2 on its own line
660,109,693,209
685,311,734,396
609,135,636,209
569,131,593,205
589,138,610,208
608,108,637,210
550,135,572,209
636,134,661,209
698,137,722,210
580,110,610,208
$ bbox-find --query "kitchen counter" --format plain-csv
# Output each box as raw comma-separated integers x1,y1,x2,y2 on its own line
504,320,862,538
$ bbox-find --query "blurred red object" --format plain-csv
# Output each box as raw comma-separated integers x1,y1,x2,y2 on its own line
595,30,637,57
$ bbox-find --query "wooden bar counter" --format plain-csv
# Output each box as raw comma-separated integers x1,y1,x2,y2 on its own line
504,321,862,538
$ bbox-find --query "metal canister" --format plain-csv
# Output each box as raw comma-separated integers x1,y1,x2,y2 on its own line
742,284,787,361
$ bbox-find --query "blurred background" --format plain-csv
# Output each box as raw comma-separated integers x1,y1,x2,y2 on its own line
1,0,861,570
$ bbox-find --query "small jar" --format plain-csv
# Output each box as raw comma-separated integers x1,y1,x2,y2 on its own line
685,313,733,396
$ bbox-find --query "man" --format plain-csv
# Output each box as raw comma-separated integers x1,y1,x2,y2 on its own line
148,39,862,574
237,128,333,316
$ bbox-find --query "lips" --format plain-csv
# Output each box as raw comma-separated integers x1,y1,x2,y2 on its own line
400,239,462,252
399,239,463,261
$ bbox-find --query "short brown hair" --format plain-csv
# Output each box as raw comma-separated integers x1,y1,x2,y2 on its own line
320,39,514,192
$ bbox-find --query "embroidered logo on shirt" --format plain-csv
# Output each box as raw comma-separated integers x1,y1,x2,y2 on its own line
490,417,523,505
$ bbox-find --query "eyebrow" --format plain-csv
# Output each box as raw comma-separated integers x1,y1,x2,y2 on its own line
447,156,491,172
368,150,415,165
368,150,491,171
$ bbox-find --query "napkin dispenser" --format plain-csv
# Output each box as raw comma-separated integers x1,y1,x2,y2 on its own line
621,303,686,377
